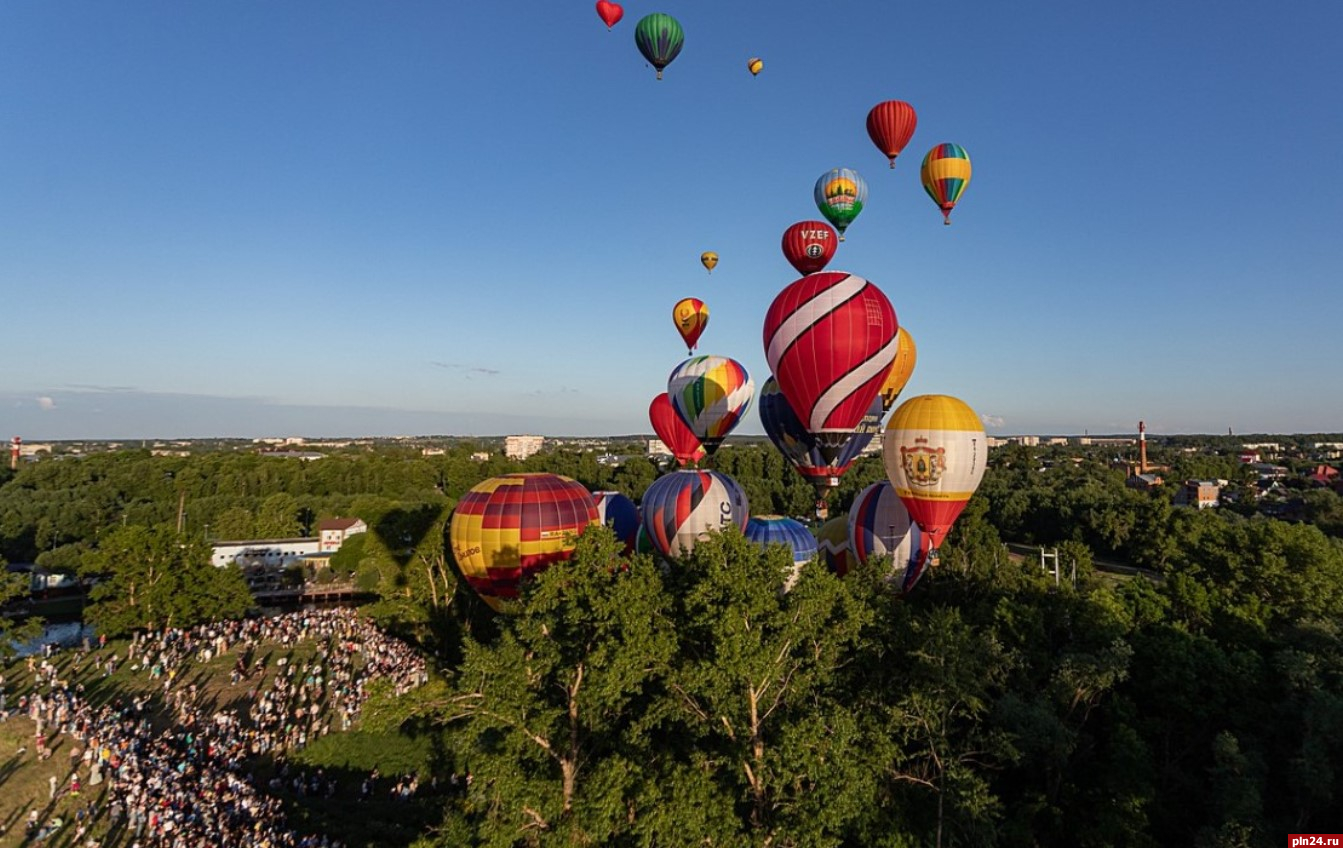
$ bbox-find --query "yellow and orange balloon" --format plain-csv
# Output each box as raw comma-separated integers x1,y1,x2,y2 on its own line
878,327,917,413
700,251,718,273
673,297,709,353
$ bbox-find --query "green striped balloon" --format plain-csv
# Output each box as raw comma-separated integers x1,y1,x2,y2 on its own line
634,13,684,80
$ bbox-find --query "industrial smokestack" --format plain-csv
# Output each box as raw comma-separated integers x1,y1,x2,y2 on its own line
1138,421,1147,474
10,436,19,471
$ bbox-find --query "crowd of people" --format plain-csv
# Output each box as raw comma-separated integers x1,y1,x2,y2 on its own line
3,608,429,846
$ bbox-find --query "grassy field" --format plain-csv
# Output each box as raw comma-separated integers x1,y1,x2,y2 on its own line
1,633,448,847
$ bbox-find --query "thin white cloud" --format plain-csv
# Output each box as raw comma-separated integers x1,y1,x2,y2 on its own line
37,396,56,411
981,414,1005,428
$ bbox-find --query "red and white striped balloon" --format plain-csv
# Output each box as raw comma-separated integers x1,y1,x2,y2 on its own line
762,272,898,456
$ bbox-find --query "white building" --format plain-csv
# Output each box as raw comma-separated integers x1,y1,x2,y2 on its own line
648,439,670,457
505,435,544,460
211,538,321,568
318,517,367,552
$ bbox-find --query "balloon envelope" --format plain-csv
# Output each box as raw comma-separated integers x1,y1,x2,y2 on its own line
813,168,867,240
649,392,706,467
747,57,762,76
700,251,718,273
921,143,971,224
780,220,838,275
593,490,640,555
449,473,598,613
634,13,684,80
673,297,709,353
763,272,898,458
745,514,817,590
879,327,918,413
848,480,929,595
759,376,881,493
882,394,987,551
814,515,853,576
595,0,623,29
667,355,754,454
641,469,749,559
866,100,918,168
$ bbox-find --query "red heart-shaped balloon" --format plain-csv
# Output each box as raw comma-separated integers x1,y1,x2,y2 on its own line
595,0,623,29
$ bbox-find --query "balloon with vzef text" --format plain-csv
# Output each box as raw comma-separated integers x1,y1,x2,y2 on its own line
881,394,987,553
449,473,598,614
848,480,930,596
667,355,754,456
640,469,749,560
780,220,838,276
763,272,898,462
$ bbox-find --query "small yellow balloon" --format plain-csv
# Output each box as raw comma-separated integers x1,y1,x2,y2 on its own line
700,251,718,273
747,57,763,76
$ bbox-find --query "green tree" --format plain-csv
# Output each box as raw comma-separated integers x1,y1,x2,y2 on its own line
1,554,43,660
80,525,252,635
213,505,255,540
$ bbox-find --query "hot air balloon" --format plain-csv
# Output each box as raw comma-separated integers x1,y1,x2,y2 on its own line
921,143,971,225
866,100,918,169
649,392,706,467
814,515,853,576
759,376,881,504
747,57,763,76
763,272,898,461
634,13,684,80
672,297,709,353
813,168,867,241
667,355,754,455
593,490,640,555
878,327,918,413
700,251,718,274
449,473,599,613
744,515,817,590
595,0,623,29
882,394,987,552
780,220,838,275
848,480,930,595
641,469,748,559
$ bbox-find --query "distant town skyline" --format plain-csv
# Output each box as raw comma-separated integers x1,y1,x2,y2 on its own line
4,3,1341,443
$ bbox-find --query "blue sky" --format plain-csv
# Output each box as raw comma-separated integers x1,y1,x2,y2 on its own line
3,1,1341,440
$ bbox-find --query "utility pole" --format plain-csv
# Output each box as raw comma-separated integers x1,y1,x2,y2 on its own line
176,489,187,535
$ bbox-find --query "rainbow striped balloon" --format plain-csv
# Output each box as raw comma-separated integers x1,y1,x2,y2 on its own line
667,355,755,454
921,143,971,225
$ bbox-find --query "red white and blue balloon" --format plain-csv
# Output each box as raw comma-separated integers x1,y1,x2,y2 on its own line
641,469,749,560
593,490,640,555
847,480,929,595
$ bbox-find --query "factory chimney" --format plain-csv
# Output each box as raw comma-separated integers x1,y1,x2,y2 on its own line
10,436,19,471
1138,421,1147,474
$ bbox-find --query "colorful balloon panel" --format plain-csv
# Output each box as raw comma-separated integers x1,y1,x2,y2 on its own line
449,473,599,613
763,272,898,454
649,392,706,467
759,376,880,492
866,100,918,168
813,168,867,240
780,220,838,275
593,490,640,555
879,327,918,413
595,0,623,29
667,355,754,454
634,13,684,80
673,297,709,353
700,251,718,273
848,480,929,595
747,57,763,76
881,394,987,551
921,143,971,224
814,515,853,576
641,469,749,559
